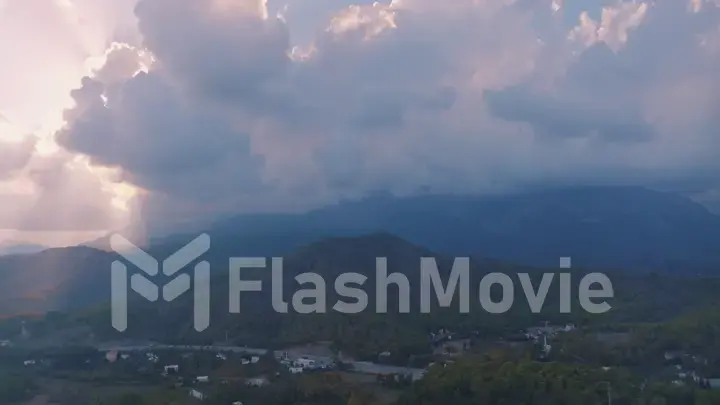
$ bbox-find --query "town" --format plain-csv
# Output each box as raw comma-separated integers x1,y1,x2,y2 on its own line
4,317,720,404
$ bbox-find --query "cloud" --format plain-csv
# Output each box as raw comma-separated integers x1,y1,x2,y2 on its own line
0,152,128,232
0,138,36,179
55,43,268,227
0,0,137,128
485,0,720,186
51,0,720,232
135,0,290,104
0,0,138,236
568,1,648,51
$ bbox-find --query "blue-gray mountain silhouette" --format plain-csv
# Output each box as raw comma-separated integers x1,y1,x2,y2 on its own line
0,186,718,317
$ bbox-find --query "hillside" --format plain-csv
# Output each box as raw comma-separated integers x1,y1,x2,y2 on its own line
0,247,115,317
0,185,719,338
23,234,717,363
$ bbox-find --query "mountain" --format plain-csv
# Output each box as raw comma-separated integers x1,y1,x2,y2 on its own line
1,186,719,321
160,186,720,274
14,233,720,363
0,247,115,317
68,234,566,351
80,235,113,251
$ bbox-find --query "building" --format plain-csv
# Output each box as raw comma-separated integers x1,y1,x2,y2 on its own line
664,351,684,362
196,376,210,383
295,357,316,369
412,370,427,381
429,328,454,344
246,377,269,387
526,322,575,340
289,367,303,374
708,378,720,389
541,335,552,357
165,365,179,373
189,389,206,400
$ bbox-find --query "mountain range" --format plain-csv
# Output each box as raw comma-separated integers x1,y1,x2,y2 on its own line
0,186,719,319
8,233,720,359
161,186,720,271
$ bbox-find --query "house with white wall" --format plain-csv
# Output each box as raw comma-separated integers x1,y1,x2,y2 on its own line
295,357,316,369
189,389,206,400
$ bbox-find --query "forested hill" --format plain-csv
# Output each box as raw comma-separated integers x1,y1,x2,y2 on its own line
8,234,719,365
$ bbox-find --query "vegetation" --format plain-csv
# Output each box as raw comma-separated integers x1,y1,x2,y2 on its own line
399,355,720,405
3,235,720,404
0,372,35,403
209,372,377,405
114,392,145,405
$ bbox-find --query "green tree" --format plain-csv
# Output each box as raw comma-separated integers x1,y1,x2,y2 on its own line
0,373,34,403
114,393,145,405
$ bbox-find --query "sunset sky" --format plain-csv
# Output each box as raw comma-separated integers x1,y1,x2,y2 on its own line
1,0,718,247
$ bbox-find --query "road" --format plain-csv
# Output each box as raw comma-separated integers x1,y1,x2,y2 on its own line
95,342,426,379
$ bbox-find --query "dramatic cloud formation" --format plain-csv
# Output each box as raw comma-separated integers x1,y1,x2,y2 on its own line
4,0,720,239
0,0,136,241
0,154,126,230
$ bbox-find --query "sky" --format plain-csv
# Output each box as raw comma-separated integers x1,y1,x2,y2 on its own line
0,0,719,246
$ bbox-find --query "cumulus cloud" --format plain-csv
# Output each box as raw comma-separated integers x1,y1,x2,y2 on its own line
51,0,720,231
568,1,648,51
484,0,720,186
135,0,289,104
484,42,656,143
0,0,137,236
55,42,269,230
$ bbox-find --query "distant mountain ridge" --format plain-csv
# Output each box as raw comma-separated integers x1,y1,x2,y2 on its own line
22,233,720,349
0,186,719,318
161,186,720,273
